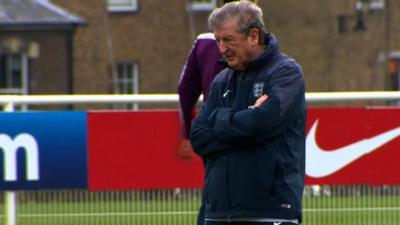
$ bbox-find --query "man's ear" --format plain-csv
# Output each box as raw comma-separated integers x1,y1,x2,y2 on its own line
248,28,260,46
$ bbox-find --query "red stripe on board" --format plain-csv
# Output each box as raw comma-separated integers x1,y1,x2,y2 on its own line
87,108,400,190
87,110,204,190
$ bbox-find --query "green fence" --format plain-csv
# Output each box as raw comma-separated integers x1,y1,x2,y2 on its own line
1,186,400,225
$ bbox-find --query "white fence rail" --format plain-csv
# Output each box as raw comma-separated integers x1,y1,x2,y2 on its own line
0,91,400,107
1,91,400,225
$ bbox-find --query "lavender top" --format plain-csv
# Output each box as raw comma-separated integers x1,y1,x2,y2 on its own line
178,33,225,138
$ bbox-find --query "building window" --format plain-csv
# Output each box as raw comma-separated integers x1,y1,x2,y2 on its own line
0,54,28,94
356,0,384,12
111,62,139,109
191,0,216,11
107,0,138,12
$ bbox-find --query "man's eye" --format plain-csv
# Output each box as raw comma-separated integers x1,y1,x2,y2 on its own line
223,38,232,43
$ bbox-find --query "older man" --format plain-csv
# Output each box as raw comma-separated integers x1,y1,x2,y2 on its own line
190,1,306,225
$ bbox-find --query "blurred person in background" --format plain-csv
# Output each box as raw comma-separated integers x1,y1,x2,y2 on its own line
190,1,306,225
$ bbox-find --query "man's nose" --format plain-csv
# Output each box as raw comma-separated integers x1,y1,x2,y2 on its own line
218,42,228,54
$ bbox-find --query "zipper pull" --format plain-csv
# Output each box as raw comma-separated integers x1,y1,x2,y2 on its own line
223,89,231,98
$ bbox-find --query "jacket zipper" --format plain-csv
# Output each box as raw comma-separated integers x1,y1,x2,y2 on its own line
225,72,245,220
225,73,235,220
226,153,232,219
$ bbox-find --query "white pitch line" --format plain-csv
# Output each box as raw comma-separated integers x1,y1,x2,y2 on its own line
0,207,397,218
15,211,198,218
304,207,400,212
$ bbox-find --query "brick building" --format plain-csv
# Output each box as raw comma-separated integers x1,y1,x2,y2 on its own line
0,0,83,96
2,0,399,108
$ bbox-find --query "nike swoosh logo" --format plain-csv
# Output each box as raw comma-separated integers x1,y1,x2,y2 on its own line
306,119,400,178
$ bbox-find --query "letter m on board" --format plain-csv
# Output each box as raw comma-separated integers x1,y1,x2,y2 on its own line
0,133,40,181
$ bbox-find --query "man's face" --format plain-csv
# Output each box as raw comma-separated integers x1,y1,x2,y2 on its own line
214,20,258,71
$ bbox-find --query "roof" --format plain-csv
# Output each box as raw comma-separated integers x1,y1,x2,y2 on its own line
0,0,84,27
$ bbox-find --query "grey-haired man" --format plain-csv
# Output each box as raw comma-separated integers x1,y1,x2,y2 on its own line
190,1,306,224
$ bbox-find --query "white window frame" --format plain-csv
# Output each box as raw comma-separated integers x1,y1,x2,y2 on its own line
356,0,384,12
190,0,216,11
107,0,138,12
0,53,28,95
111,62,139,110
389,51,400,93
369,0,384,11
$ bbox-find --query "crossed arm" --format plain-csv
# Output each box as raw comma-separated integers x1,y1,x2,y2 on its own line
190,92,269,158
190,66,304,158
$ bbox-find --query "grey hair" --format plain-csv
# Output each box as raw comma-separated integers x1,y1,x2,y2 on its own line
208,1,266,45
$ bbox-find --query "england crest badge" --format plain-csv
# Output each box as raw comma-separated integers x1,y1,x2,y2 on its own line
253,82,264,98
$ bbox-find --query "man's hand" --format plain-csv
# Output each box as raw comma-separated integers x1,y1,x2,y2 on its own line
177,139,195,160
255,94,268,107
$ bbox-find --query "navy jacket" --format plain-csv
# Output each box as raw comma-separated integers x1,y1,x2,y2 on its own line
190,33,306,221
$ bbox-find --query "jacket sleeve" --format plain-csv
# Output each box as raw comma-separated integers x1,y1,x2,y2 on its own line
190,82,229,158
178,39,203,138
210,63,305,142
